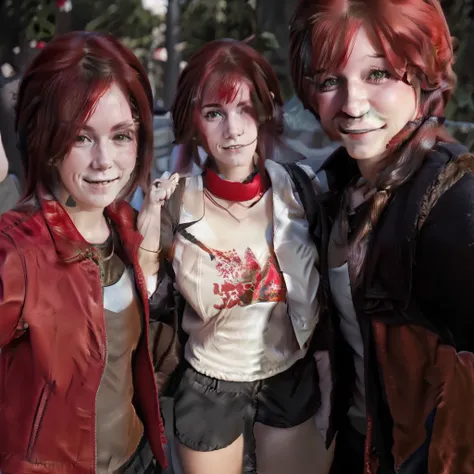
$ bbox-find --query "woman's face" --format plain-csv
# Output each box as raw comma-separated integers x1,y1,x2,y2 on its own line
196,80,259,178
315,24,418,168
57,82,138,211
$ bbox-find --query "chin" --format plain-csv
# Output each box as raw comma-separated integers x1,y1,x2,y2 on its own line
344,143,386,161
218,154,254,168
80,194,118,210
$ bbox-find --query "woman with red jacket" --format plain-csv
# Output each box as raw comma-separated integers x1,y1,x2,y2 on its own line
0,32,173,474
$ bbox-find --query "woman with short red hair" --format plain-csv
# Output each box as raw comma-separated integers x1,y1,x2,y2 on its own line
290,0,474,472
0,31,171,474
156,39,334,474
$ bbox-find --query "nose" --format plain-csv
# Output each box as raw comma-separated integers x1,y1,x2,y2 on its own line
91,142,114,170
225,112,244,139
341,80,370,119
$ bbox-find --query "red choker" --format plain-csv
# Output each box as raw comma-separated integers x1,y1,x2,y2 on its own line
204,168,267,202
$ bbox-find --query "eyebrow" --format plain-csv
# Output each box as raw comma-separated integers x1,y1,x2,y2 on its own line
201,101,252,109
310,53,386,76
81,121,136,132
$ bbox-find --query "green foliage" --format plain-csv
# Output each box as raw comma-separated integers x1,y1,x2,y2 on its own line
71,0,160,55
443,0,474,122
179,0,279,61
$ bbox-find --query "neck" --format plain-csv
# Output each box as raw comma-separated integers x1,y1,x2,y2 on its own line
56,189,109,244
213,161,256,182
66,207,110,244
356,157,383,187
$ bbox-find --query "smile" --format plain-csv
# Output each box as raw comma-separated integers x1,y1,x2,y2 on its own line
220,137,257,150
222,144,246,150
339,125,386,135
84,178,119,185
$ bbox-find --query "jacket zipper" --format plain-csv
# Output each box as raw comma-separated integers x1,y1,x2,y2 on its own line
26,382,52,460
94,258,108,474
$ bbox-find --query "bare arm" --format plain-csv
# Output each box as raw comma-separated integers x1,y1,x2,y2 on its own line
0,133,8,183
136,173,179,293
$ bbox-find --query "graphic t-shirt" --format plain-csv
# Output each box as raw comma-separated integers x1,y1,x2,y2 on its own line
169,188,302,381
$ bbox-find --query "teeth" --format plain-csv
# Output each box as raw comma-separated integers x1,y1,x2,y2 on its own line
86,179,115,184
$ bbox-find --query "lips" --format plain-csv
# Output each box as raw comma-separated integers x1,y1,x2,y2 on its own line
339,125,386,135
221,144,246,150
221,137,257,150
84,178,118,184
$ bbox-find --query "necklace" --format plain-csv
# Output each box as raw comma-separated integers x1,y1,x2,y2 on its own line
96,217,115,262
101,236,115,262
204,189,264,223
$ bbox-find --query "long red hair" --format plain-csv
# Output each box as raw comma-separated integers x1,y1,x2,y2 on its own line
289,0,457,283
16,31,154,204
171,39,284,173
290,0,455,121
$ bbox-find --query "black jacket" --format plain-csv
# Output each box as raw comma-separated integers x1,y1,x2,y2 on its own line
319,142,474,473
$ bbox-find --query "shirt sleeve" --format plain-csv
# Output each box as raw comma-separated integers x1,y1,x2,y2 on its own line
413,172,474,351
0,233,26,347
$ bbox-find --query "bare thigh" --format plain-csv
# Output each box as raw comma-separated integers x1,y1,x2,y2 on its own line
176,434,244,474
254,418,335,474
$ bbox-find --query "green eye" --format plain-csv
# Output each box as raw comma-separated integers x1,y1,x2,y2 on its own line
369,69,390,82
204,111,222,120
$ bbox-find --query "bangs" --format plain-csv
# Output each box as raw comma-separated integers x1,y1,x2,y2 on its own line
310,14,363,75
57,74,112,127
49,74,113,163
200,71,253,105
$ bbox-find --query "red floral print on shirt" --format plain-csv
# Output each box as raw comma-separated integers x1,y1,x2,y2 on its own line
212,248,287,309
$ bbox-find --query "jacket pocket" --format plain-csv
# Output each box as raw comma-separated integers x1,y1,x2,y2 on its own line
26,381,53,462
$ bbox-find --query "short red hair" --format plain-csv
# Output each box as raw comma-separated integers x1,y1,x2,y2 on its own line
171,39,284,172
16,31,154,202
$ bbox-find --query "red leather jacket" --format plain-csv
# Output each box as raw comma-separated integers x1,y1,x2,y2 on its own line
0,191,167,474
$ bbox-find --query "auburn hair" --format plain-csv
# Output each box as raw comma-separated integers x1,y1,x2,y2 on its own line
16,31,155,204
289,0,457,284
171,39,284,173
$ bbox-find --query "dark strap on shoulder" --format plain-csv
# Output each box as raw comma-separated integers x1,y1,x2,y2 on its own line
364,142,468,328
403,142,467,242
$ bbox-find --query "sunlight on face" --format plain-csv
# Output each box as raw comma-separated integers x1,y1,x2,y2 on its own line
57,83,138,211
197,80,259,178
315,25,418,166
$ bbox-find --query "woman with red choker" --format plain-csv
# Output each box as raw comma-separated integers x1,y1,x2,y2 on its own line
151,39,335,474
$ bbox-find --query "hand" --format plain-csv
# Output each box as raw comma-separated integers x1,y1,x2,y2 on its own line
137,172,180,255
145,172,180,208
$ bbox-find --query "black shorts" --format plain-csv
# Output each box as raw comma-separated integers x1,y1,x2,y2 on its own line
173,355,320,452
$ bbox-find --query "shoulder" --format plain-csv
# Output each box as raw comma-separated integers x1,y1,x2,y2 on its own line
266,160,326,194
418,146,474,229
0,208,48,252
0,210,47,273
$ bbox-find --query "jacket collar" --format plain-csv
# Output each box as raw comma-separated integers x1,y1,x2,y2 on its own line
38,185,143,264
319,146,360,194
